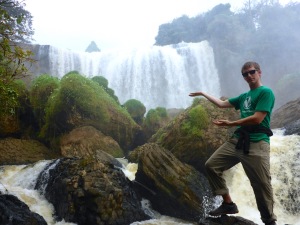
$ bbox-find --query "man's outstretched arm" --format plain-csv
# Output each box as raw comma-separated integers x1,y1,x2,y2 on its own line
189,91,233,108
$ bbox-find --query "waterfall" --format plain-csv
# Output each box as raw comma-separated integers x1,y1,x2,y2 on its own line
43,41,220,110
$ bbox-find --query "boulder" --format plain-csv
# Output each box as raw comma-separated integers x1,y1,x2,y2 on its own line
199,215,258,225
60,126,124,158
271,98,300,129
149,98,239,173
0,194,47,225
284,119,300,135
35,152,149,225
0,138,59,165
131,143,214,222
40,72,141,153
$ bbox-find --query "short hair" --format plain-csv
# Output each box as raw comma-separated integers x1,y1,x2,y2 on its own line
241,61,261,73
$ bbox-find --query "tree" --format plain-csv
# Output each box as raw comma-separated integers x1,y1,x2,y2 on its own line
0,0,34,84
0,0,34,129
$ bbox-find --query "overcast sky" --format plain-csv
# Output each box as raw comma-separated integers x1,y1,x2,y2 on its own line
25,0,297,52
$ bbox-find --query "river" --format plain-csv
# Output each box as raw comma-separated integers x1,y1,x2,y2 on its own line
0,129,299,225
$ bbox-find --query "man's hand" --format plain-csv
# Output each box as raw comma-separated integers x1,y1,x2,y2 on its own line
212,119,233,126
189,92,202,97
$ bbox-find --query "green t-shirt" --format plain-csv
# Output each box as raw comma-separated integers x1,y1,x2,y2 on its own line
228,86,275,143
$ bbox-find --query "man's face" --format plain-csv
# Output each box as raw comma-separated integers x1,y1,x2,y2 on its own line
242,66,261,85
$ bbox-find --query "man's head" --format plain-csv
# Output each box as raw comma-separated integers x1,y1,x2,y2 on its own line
241,61,261,74
241,61,262,89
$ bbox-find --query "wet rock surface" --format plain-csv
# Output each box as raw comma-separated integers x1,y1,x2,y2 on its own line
199,215,258,225
131,143,215,222
35,152,149,225
271,98,300,131
0,194,47,225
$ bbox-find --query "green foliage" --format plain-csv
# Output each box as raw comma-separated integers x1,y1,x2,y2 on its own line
0,0,34,42
0,80,20,115
181,105,209,138
154,1,300,100
40,72,131,140
0,79,31,136
0,0,34,85
155,107,168,118
91,76,119,104
43,73,107,134
29,74,60,129
0,78,27,115
123,99,146,125
144,109,160,134
144,107,167,128
143,107,169,139
92,76,108,87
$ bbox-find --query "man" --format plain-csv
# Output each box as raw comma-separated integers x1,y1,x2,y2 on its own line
189,61,277,225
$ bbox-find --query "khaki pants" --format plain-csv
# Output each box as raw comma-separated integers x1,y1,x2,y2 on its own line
205,138,277,223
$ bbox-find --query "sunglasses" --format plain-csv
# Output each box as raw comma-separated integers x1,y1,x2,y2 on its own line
242,69,256,77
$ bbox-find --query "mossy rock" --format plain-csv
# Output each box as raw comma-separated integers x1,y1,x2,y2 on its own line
40,72,140,152
150,98,239,172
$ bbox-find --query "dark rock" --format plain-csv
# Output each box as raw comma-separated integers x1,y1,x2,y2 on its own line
35,153,149,225
284,119,300,135
0,194,47,225
198,215,258,225
271,98,300,129
132,143,215,222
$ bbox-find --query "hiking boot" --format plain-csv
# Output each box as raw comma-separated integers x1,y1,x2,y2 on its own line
209,202,239,216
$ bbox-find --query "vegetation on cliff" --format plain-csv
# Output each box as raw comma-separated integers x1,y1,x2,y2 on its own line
155,1,300,106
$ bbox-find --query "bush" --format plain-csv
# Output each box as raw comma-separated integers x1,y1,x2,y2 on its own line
91,76,119,104
123,99,146,125
143,107,169,138
181,105,209,137
0,79,32,136
29,74,60,129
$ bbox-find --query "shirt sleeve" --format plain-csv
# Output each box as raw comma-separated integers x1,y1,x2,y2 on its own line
255,88,275,113
229,95,242,110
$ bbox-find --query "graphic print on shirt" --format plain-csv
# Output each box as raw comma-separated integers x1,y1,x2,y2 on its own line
243,96,252,110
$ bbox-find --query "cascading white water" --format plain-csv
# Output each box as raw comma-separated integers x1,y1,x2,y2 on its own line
46,41,220,110
0,160,76,225
225,129,300,225
1,130,299,225
124,130,300,225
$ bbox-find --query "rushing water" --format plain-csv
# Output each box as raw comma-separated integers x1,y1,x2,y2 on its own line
40,41,220,110
0,129,299,225
0,160,76,225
